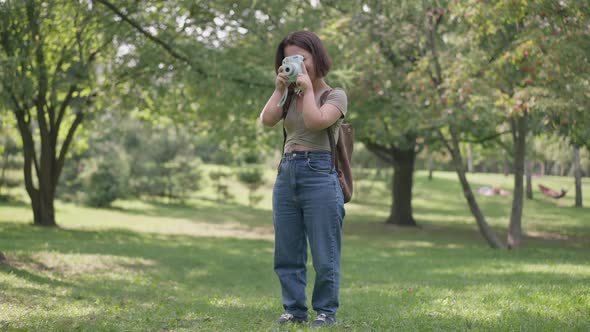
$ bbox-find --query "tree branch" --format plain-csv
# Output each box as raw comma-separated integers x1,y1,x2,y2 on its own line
448,124,464,168
496,140,511,151
56,85,77,126
7,88,40,178
7,86,24,114
92,0,272,89
49,41,73,113
510,117,517,142
52,85,77,149
436,128,453,156
48,6,90,115
26,1,50,139
462,129,512,144
364,141,398,167
415,144,425,155
426,9,443,86
56,112,84,182
10,91,40,195
93,0,201,74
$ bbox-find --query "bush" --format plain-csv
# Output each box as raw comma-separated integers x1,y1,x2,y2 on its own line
57,113,206,205
127,132,203,201
237,168,265,207
209,170,233,202
85,161,126,207
84,146,130,208
0,134,22,197
160,156,202,202
57,158,86,203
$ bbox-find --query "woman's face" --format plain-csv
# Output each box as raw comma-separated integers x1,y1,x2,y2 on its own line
285,45,316,81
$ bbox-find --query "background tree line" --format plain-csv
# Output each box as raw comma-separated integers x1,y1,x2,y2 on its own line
1,0,588,248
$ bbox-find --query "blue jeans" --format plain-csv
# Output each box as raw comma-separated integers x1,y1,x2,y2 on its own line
273,150,345,319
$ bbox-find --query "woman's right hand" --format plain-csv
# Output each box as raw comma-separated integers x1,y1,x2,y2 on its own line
275,66,288,91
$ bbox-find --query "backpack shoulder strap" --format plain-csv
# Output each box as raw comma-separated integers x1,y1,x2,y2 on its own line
280,92,295,155
327,126,338,171
319,89,340,171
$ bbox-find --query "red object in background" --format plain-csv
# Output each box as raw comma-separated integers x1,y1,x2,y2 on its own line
538,184,567,199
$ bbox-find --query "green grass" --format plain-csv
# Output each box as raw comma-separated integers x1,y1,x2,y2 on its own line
1,169,589,331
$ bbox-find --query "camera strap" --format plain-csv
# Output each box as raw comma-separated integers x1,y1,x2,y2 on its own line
277,87,289,107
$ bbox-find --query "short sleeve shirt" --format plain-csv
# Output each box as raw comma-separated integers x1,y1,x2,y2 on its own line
284,88,348,151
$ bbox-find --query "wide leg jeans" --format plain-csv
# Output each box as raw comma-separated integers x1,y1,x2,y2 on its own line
272,150,345,319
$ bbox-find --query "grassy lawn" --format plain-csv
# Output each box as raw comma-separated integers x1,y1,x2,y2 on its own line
1,170,589,331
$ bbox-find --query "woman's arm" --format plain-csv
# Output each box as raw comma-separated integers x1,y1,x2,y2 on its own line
296,64,343,131
299,92,343,131
259,89,286,127
260,67,289,127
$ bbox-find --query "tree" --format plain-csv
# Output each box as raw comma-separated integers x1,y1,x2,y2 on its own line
0,0,262,224
445,0,590,246
318,0,438,226
573,146,583,207
0,0,117,225
386,0,509,247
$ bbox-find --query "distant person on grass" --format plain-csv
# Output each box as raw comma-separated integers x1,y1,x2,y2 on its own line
259,31,348,327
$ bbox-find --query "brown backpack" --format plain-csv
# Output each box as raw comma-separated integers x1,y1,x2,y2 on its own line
281,89,354,203
327,120,354,204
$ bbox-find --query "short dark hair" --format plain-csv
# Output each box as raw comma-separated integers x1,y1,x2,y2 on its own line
274,31,332,78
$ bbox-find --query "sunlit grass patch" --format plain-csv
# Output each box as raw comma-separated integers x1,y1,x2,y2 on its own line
3,251,157,277
1,170,589,331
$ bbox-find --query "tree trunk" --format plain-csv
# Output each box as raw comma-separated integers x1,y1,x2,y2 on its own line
444,126,505,249
560,163,565,176
526,159,533,200
508,113,527,248
365,141,418,227
0,147,8,196
428,150,434,180
32,191,56,226
502,134,510,176
16,119,58,227
573,146,583,208
425,8,502,247
388,148,417,226
467,143,474,173
12,98,83,228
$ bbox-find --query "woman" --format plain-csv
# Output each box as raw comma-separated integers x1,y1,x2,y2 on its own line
259,31,348,327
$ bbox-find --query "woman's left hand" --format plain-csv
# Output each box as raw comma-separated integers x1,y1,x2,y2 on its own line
296,63,313,94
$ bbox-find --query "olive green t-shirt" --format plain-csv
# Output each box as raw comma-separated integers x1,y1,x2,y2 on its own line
284,88,348,152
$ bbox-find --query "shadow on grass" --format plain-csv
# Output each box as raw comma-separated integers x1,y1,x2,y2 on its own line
345,216,589,250
2,221,587,284
1,221,589,331
338,302,590,331
353,175,514,217
0,222,279,330
106,199,273,228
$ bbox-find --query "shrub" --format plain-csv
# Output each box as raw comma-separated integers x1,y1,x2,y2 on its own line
237,168,265,207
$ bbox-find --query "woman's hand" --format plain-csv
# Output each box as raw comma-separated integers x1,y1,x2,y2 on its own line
296,63,312,94
275,66,288,91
